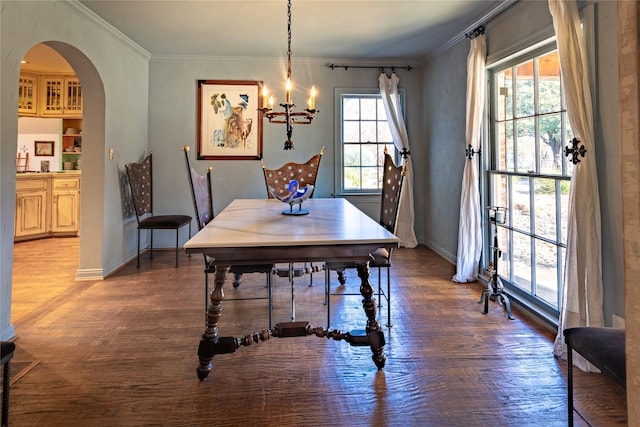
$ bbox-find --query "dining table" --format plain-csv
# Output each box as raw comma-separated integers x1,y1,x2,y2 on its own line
184,197,399,380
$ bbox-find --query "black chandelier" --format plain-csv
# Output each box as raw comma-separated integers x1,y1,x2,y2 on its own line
259,0,318,150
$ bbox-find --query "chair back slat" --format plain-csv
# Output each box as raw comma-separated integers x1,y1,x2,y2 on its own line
184,148,214,230
263,150,323,199
126,154,153,218
379,152,404,234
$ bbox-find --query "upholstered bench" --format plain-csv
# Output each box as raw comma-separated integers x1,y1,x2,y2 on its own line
563,327,626,425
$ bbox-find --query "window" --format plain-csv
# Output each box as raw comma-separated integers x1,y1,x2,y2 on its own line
335,90,399,194
487,42,572,321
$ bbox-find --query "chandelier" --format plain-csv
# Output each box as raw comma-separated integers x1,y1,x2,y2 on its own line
259,0,318,150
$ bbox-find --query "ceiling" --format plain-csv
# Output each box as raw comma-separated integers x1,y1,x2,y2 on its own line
22,0,513,73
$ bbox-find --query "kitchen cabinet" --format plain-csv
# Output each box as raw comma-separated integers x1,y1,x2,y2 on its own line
40,76,83,117
15,173,81,241
18,73,38,116
51,176,80,233
15,176,49,238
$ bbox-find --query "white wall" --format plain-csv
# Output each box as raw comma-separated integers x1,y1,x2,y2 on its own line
0,0,150,339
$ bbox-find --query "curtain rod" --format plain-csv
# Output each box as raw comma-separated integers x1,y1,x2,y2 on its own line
327,64,412,72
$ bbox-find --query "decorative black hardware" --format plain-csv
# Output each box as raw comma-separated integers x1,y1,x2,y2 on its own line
465,25,485,39
564,137,587,164
466,144,481,160
400,147,411,160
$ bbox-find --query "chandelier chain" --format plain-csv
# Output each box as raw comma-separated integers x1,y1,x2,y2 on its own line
287,0,292,79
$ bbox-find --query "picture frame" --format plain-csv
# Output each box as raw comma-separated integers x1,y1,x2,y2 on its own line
34,140,54,156
197,80,263,160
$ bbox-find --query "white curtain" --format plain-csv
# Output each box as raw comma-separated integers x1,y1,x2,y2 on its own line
379,73,418,248
549,0,604,371
452,34,486,283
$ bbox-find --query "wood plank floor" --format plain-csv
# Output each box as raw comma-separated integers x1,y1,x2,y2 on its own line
8,237,627,426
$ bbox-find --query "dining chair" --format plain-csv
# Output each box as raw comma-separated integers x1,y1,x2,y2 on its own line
183,146,274,327
325,148,405,328
125,152,192,268
261,147,324,319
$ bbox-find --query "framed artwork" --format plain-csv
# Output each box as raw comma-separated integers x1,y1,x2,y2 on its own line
34,140,54,156
197,80,263,160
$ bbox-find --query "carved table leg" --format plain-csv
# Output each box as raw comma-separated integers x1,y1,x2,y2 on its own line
197,264,230,380
356,263,386,370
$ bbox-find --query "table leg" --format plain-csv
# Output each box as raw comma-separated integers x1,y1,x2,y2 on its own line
197,264,230,380
356,263,386,370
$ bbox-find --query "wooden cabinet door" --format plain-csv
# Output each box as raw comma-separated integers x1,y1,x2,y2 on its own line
18,74,38,116
15,189,48,237
51,177,80,234
64,78,82,116
40,76,64,116
51,191,78,232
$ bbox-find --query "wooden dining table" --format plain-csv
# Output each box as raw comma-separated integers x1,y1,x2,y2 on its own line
184,198,399,380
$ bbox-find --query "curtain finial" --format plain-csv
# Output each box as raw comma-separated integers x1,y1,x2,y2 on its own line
465,25,485,39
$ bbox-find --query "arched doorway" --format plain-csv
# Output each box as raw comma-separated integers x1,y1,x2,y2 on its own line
11,41,106,323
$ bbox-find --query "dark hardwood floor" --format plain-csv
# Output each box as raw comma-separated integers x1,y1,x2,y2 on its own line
8,237,627,426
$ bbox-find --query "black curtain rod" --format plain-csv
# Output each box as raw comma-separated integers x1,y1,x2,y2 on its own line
327,64,412,72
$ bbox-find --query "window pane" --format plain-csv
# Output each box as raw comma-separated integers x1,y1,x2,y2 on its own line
512,231,532,293
491,174,509,212
378,120,392,142
534,178,557,241
343,98,360,120
496,69,513,121
343,144,360,167
360,121,377,142
343,167,360,190
360,98,377,120
377,99,387,120
512,176,530,233
496,121,514,171
538,51,561,114
540,114,563,174
361,144,378,167
535,239,559,308
361,166,378,190
516,118,535,172
515,60,535,117
343,121,360,142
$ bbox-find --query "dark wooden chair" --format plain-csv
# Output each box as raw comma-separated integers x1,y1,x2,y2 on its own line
261,148,324,319
1,341,16,427
325,149,405,328
183,147,274,327
125,152,192,268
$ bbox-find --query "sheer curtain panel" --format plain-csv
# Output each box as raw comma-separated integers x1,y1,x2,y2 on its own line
379,73,418,248
452,34,486,283
549,0,604,371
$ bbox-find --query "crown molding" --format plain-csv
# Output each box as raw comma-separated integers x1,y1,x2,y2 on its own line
62,0,151,60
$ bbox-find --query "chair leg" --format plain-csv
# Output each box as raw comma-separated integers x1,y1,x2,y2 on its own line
149,229,154,260
204,270,209,320
325,268,331,329
568,347,574,426
386,266,392,328
267,271,273,329
174,229,179,268
377,267,382,308
136,228,141,268
289,262,295,321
